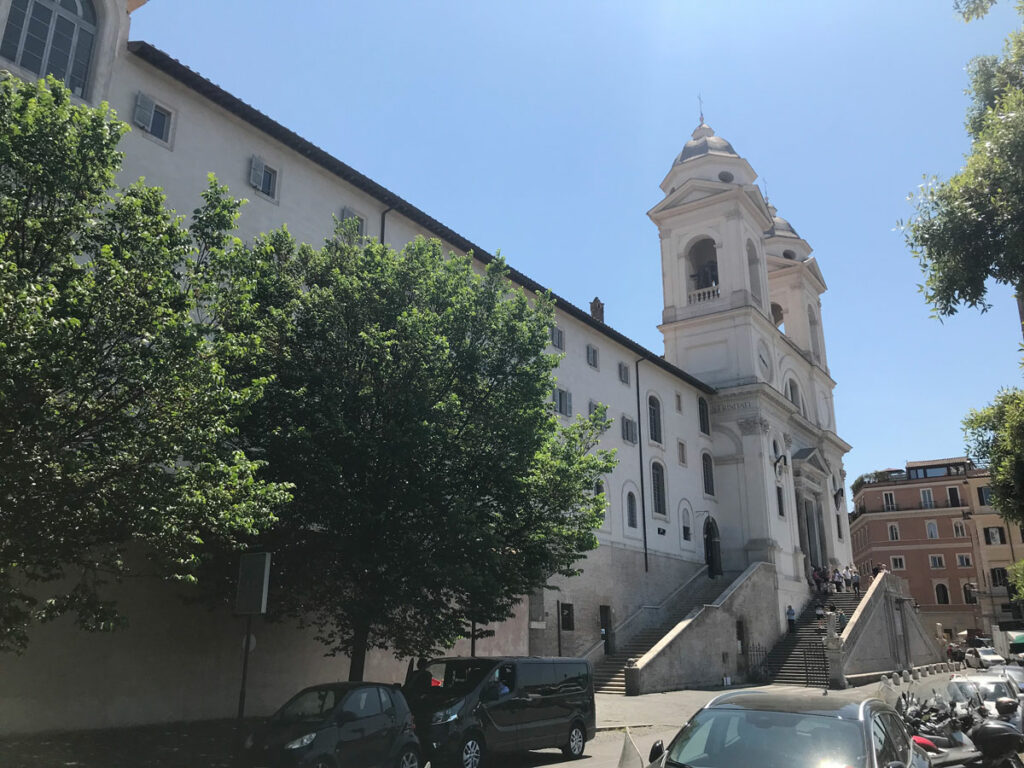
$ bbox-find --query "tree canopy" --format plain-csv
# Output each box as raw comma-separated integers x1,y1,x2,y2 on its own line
965,389,1024,523
905,5,1024,318
224,225,616,679
0,75,288,652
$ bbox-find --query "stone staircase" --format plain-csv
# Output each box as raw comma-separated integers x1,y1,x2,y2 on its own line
761,588,862,687
593,573,739,694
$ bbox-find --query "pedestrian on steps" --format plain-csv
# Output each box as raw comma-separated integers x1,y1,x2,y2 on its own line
786,604,796,633
852,570,861,597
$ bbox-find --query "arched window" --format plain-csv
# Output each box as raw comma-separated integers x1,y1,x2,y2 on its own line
786,379,803,413
702,453,715,496
746,240,762,307
686,238,719,303
651,462,667,517
771,302,785,330
698,397,710,435
935,584,950,605
648,395,662,444
681,507,692,541
626,492,637,529
1,0,97,97
807,305,822,362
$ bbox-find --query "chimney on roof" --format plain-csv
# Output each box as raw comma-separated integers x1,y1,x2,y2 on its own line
590,297,604,323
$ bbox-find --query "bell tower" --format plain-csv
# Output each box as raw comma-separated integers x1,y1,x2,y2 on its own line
649,121,774,386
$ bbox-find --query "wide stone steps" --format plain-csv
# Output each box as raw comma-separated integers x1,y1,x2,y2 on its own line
761,589,862,687
593,573,738,694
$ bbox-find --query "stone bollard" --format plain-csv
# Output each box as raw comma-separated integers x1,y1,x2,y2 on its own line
902,670,912,683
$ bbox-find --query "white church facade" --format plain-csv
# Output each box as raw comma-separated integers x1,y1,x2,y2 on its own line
0,0,853,731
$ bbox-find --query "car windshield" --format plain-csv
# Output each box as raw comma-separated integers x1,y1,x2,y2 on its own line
275,686,340,722
976,680,1014,702
947,681,983,705
406,659,498,700
980,650,1001,659
665,707,866,768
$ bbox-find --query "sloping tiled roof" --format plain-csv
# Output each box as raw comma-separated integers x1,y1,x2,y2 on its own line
126,41,715,395
905,457,970,468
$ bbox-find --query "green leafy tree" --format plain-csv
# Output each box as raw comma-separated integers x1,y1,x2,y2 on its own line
0,75,288,652
227,226,615,679
964,389,1024,522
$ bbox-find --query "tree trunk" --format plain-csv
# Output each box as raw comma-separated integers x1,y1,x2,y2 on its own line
348,622,370,681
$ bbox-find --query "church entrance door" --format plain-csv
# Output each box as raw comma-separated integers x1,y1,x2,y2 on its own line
704,517,722,577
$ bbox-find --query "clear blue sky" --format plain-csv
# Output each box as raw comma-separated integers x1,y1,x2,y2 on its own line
131,0,1024,498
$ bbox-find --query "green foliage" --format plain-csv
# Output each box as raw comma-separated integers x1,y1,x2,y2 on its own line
964,388,1024,523
1008,558,1024,598
954,0,1005,22
0,75,288,652
849,470,891,498
225,225,616,678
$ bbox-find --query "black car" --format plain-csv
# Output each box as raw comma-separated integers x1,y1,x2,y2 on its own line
403,656,595,768
240,682,420,768
646,690,929,768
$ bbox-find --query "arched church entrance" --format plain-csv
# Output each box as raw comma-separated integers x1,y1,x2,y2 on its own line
704,517,722,577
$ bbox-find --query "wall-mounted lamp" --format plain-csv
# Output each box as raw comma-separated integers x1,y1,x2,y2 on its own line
774,454,788,474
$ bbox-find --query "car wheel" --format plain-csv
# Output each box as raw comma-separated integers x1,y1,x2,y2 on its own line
396,745,420,768
457,735,484,768
561,723,586,758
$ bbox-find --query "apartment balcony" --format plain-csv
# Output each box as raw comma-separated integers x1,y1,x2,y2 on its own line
856,498,969,515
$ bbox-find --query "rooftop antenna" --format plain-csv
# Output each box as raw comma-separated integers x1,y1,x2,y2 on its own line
698,93,704,125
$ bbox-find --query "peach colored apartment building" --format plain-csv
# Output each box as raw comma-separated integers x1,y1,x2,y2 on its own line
850,457,984,639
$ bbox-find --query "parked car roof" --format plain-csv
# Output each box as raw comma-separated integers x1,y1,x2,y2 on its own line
706,690,873,721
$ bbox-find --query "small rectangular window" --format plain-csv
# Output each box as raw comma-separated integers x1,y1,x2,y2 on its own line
339,206,366,237
777,485,785,518
953,520,966,538
992,567,1009,588
618,362,630,384
890,556,905,570
675,392,682,412
883,492,897,512
920,489,934,509
677,441,687,465
550,326,564,350
134,92,172,144
978,486,992,506
957,554,972,567
887,523,899,542
929,554,945,569
249,155,277,199
621,416,638,444
586,344,599,369
552,387,572,416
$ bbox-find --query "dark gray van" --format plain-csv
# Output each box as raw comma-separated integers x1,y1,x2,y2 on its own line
403,656,595,768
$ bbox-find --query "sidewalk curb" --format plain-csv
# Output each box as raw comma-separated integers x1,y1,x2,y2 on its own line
596,723,654,732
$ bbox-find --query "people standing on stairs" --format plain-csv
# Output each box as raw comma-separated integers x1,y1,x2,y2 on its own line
832,568,844,592
842,565,852,590
786,604,796,633
851,569,861,596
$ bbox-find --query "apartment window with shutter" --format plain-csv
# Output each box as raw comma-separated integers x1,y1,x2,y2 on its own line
585,344,599,369
588,400,600,416
626,492,637,529
883,492,897,512
702,453,715,496
953,520,966,538
698,397,711,435
978,486,993,506
920,488,935,509
549,325,564,350
134,92,172,144
926,520,938,539
621,416,638,444
648,396,662,444
890,556,905,570
618,362,630,384
249,155,278,199
652,462,667,517
552,388,572,416
992,567,1009,587
985,526,1007,545
888,523,900,542
957,554,972,568
929,554,945,569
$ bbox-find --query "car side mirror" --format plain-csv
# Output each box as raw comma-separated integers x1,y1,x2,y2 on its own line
648,739,664,763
